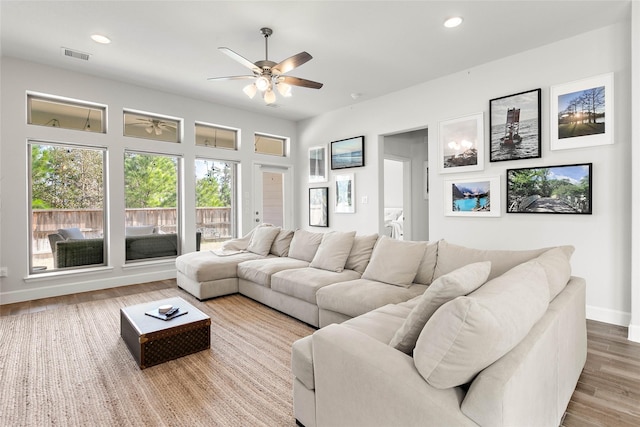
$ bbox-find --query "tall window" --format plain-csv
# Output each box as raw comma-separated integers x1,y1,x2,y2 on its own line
255,133,287,156
124,151,180,262
195,159,237,250
30,142,106,272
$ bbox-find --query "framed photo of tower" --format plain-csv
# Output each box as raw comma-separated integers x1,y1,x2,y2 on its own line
489,89,541,162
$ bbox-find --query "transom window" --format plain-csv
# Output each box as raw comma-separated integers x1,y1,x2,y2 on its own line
195,122,238,150
123,110,181,143
27,93,106,133
255,133,287,156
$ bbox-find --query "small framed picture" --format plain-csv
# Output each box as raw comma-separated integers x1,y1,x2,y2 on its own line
331,136,364,169
506,163,592,214
438,112,484,173
550,72,613,150
309,187,329,227
489,89,541,162
334,173,355,213
308,145,328,183
444,176,501,217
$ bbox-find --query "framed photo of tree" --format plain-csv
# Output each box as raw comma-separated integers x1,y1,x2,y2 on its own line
550,73,613,150
506,163,592,214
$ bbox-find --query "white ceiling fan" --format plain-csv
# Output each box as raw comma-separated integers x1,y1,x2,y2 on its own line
128,118,177,135
208,27,323,104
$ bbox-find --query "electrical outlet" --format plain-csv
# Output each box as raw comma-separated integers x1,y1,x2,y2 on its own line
0,267,7,277
361,196,368,204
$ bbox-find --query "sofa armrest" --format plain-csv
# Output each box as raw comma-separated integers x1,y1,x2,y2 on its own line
312,324,476,427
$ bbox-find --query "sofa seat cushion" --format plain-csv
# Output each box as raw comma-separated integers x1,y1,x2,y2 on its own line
414,260,550,389
237,257,310,288
175,250,264,282
271,267,361,304
340,304,410,344
316,279,428,319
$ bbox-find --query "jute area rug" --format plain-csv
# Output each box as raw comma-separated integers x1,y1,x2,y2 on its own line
0,288,315,426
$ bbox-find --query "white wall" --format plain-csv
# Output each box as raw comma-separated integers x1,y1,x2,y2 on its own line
0,57,297,304
297,22,633,327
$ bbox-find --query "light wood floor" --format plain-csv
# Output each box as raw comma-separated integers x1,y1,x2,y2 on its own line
2,280,640,426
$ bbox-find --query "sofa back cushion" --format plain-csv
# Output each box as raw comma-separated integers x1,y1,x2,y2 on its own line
58,227,84,240
288,229,324,262
345,234,378,274
413,241,439,285
310,231,356,272
362,236,427,288
413,260,550,389
433,240,550,281
389,261,491,354
247,226,281,256
270,229,294,257
534,246,574,300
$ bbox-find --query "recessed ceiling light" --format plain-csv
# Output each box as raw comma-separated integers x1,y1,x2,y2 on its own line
444,16,463,28
91,34,111,44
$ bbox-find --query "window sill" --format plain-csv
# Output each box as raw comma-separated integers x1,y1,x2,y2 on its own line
122,257,176,270
24,266,115,283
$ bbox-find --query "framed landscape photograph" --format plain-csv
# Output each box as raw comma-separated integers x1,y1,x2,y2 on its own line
308,145,328,183
309,187,329,227
489,89,541,162
334,173,355,213
550,72,613,150
506,163,592,214
444,176,500,217
331,136,364,169
438,112,484,174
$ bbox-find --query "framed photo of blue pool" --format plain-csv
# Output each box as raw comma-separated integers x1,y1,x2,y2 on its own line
506,163,592,214
331,136,364,169
444,176,501,217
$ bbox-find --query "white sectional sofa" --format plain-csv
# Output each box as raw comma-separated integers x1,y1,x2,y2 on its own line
175,224,586,426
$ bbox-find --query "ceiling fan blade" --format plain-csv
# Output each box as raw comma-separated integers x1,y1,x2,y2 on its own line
272,51,312,75
207,75,256,82
218,47,261,73
280,75,323,89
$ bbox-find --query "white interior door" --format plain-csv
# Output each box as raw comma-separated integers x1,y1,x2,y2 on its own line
253,164,292,229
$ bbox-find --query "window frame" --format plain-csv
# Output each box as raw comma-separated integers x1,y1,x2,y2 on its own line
27,92,107,133
254,132,288,157
195,122,239,150
123,109,182,143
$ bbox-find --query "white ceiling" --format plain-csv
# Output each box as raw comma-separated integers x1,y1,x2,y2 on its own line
1,1,631,122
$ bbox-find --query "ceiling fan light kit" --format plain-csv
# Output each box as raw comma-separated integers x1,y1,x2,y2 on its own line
209,27,323,105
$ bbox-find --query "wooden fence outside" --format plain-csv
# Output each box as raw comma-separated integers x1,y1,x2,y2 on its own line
32,207,233,254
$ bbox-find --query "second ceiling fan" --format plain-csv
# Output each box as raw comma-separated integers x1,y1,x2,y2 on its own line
208,27,323,104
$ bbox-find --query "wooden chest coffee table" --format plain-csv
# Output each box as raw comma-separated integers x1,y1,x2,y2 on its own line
120,296,211,369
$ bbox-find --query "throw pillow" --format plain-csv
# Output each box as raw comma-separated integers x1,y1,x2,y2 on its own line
534,245,574,300
270,229,294,257
288,229,324,262
125,225,156,236
389,261,491,354
361,236,428,288
246,226,281,256
344,234,378,273
57,227,84,240
413,260,550,389
310,231,356,272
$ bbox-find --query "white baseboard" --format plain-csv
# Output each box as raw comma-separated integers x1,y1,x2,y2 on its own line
586,305,631,327
0,269,176,304
628,324,640,343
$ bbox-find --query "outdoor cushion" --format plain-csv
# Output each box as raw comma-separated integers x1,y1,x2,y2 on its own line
125,225,155,236
288,229,323,262
271,267,361,304
270,229,294,257
344,233,378,274
390,261,491,354
58,227,84,240
247,226,281,256
237,257,310,287
414,260,550,389
316,279,428,319
433,240,550,281
310,230,356,272
362,236,427,287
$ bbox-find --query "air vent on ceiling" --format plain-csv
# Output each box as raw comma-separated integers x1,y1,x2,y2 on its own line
61,47,91,61
265,104,280,108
